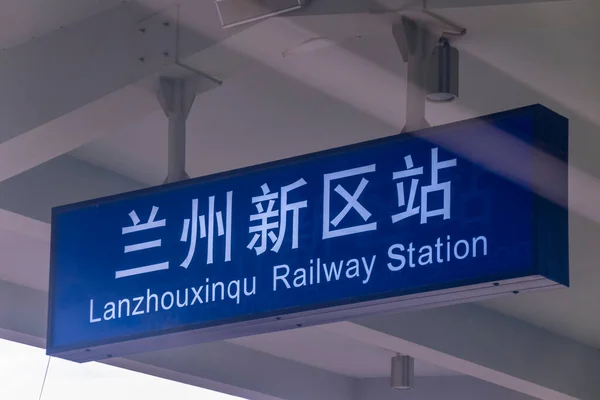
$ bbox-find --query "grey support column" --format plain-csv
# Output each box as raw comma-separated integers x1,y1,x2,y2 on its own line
393,16,439,133
157,77,198,184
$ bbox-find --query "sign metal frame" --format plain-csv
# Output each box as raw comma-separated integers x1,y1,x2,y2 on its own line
46,104,569,362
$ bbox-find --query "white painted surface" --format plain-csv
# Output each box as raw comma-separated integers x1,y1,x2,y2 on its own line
327,308,600,399
0,0,184,51
0,228,49,291
0,0,122,50
355,376,535,400
0,155,142,223
230,325,458,378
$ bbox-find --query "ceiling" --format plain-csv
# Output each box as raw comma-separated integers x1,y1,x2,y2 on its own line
0,0,599,389
0,0,122,50
0,227,49,291
229,325,458,378
0,0,184,51
71,0,600,185
68,0,600,352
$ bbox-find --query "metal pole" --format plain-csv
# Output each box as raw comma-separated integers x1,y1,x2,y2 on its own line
393,16,439,133
405,46,428,132
157,77,197,183
167,79,188,183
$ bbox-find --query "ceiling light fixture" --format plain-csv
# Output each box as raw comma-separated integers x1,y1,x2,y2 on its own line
393,12,465,131
426,36,459,102
391,354,414,390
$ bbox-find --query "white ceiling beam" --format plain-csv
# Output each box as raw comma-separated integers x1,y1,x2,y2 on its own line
0,155,143,223
323,305,600,400
0,0,233,184
104,357,285,400
0,86,158,183
422,0,572,7
0,0,386,187
0,209,49,242
125,341,355,400
0,0,580,186
0,156,142,293
296,0,572,16
0,279,47,347
354,376,535,400
0,4,150,144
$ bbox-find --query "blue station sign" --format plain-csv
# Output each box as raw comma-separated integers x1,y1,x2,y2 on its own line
47,105,569,362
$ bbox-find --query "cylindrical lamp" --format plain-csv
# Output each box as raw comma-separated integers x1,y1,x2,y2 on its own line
391,354,414,390
426,37,459,102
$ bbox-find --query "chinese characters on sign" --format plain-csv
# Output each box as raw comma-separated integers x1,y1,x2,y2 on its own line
392,148,457,224
118,148,457,277
248,179,307,255
117,207,168,279
180,192,233,267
